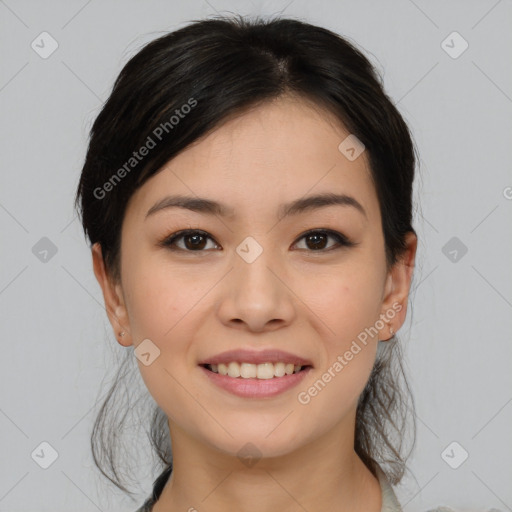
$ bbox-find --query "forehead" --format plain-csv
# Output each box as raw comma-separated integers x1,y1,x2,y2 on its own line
127,95,380,226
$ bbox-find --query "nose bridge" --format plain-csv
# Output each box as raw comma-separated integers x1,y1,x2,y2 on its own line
217,233,295,330
234,233,281,299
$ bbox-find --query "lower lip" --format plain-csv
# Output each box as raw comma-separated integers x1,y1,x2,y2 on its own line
199,365,312,398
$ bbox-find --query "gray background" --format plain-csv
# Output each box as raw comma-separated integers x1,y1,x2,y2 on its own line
1,0,511,511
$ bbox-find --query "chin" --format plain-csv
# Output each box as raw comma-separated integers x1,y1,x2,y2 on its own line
204,428,304,462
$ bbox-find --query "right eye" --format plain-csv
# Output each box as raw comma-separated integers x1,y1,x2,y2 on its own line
159,229,220,252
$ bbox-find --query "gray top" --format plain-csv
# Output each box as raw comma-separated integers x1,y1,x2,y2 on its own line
374,463,403,511
133,465,503,511
134,463,404,512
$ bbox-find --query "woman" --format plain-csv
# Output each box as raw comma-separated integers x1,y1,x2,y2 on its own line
75,15,419,511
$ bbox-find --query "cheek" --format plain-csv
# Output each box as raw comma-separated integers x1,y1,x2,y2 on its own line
304,263,384,340
123,251,195,338
125,263,201,419
298,275,381,420
298,261,384,405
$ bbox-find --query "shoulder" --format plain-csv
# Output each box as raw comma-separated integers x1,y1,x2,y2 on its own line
423,508,505,512
374,465,503,512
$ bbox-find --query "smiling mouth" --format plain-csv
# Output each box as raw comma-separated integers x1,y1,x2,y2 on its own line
200,362,313,379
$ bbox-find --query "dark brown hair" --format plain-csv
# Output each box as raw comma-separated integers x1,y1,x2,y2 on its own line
74,14,418,498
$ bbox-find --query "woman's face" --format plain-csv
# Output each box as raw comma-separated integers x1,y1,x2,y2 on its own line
94,95,416,461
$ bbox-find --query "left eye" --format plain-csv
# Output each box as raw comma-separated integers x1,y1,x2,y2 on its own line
160,229,355,252
293,229,355,251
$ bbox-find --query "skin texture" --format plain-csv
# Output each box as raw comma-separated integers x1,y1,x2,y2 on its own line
92,94,417,512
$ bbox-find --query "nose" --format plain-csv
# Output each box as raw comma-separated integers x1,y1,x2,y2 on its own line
216,248,296,333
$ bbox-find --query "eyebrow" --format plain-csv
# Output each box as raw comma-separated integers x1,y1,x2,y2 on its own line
145,192,367,220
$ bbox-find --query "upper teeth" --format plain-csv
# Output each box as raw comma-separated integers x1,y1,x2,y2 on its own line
208,362,304,379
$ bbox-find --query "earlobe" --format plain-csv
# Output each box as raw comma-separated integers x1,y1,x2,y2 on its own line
91,243,132,346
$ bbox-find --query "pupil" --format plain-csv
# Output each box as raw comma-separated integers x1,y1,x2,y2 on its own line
308,233,326,250
186,234,206,250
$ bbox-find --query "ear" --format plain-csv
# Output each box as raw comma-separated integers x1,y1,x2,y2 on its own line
378,231,417,341
91,242,132,347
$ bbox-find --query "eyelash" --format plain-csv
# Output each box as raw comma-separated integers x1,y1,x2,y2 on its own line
158,228,357,254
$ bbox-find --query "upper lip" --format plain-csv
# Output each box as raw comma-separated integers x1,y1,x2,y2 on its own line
198,349,313,367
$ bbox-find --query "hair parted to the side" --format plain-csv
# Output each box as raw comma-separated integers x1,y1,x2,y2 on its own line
74,14,418,497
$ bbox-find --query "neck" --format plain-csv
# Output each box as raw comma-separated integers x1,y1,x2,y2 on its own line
151,422,382,512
